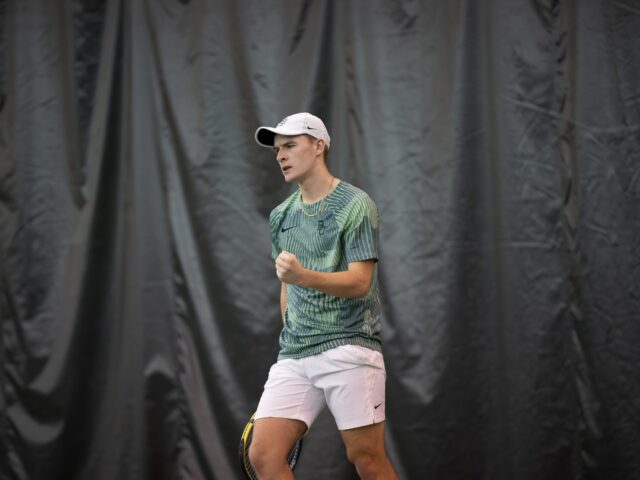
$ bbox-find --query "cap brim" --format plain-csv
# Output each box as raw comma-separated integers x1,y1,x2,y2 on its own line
255,126,311,148
254,127,278,147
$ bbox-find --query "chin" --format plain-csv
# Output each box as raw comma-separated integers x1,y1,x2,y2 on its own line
283,174,298,183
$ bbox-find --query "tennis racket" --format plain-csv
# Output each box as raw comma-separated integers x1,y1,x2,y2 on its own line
239,413,304,480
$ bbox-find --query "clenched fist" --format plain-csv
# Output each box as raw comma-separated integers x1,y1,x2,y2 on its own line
275,251,305,285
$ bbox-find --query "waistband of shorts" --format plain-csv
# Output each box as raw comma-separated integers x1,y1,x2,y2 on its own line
277,336,382,361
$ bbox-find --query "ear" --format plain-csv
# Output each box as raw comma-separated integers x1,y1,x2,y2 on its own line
314,138,326,157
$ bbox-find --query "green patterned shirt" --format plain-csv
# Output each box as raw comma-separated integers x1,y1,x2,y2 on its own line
269,181,382,360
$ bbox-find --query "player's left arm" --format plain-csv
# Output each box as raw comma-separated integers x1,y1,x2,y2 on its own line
275,252,375,299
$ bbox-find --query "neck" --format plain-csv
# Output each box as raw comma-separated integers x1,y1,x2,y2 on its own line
299,168,336,204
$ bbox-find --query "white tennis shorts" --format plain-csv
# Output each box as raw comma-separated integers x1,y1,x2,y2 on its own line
254,344,386,431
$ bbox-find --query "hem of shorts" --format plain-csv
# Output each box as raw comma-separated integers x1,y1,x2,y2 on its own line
277,337,382,361
337,417,386,432
253,413,310,430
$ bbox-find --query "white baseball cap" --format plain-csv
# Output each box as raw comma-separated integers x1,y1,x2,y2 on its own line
255,112,331,149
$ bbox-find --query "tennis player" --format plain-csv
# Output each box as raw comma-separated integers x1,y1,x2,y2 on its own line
249,113,398,479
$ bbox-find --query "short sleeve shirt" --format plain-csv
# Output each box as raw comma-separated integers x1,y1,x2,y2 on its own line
269,181,382,359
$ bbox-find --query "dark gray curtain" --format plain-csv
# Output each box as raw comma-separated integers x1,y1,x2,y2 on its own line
1,1,639,479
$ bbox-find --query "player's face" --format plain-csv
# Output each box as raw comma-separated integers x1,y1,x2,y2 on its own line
273,134,321,183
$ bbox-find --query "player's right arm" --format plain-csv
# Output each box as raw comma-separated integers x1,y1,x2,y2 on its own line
280,282,287,323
